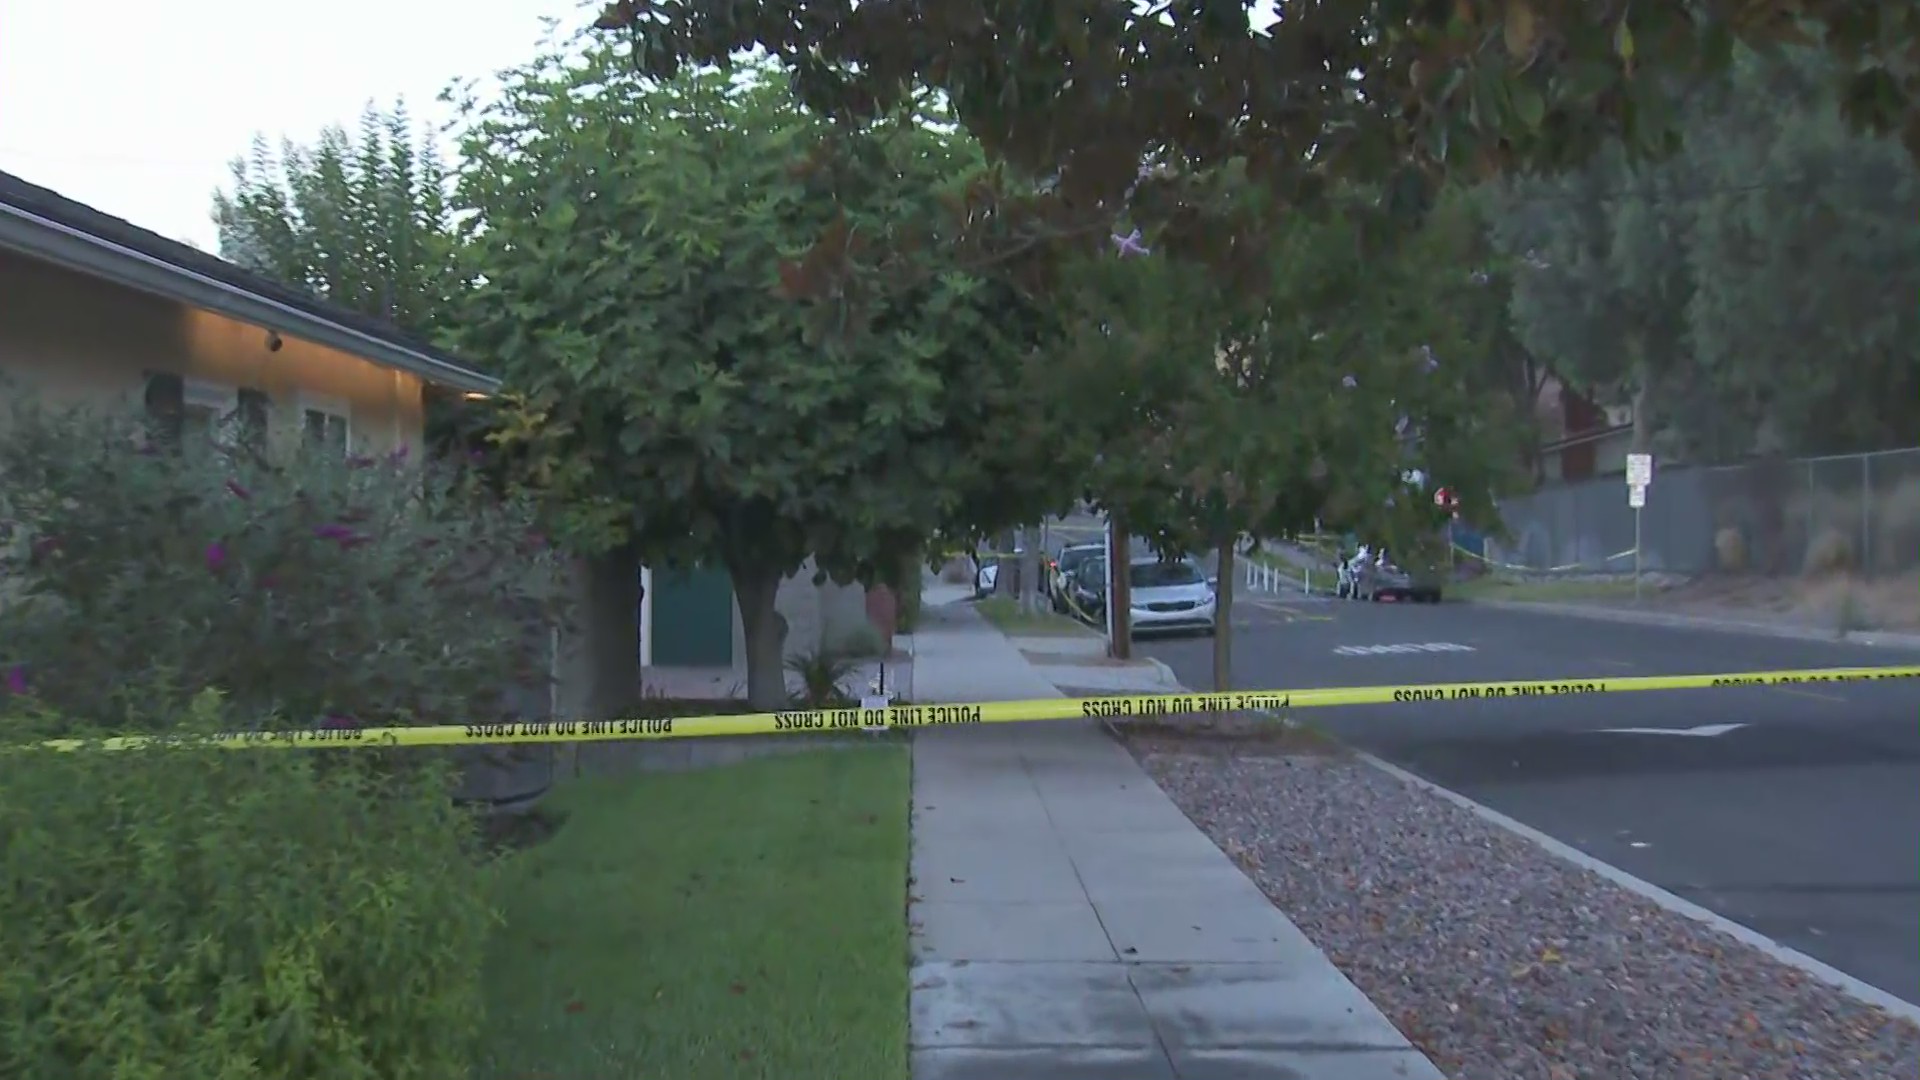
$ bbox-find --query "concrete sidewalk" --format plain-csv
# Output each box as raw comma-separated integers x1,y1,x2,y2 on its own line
907,600,1442,1079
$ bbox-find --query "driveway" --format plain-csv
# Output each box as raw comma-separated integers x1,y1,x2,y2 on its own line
1141,598,1920,1006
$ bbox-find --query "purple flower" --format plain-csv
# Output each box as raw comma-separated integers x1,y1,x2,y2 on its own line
347,454,376,470
1341,374,1358,389
225,479,252,501
312,523,356,541
205,542,228,571
1111,228,1151,258
387,444,410,465
136,441,160,457
4,665,27,696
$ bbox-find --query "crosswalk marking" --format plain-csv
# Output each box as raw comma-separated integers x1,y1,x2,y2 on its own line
1332,642,1476,656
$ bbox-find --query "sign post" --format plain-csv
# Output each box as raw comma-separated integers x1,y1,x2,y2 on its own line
1625,453,1654,604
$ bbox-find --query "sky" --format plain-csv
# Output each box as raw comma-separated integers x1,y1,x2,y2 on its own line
0,0,596,250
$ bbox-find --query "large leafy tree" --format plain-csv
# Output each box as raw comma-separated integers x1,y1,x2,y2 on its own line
1682,46,1920,456
1483,141,1698,457
594,0,1919,289
213,102,461,331
1051,189,1522,689
448,49,1070,708
1485,44,1919,461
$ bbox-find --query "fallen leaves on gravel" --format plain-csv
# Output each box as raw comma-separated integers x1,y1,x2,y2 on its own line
1131,749,1920,1080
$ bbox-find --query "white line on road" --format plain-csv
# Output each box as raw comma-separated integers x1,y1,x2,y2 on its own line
1597,723,1747,738
1332,642,1476,656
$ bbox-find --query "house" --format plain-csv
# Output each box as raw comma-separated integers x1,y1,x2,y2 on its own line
1532,373,1633,484
0,169,497,451
0,169,872,678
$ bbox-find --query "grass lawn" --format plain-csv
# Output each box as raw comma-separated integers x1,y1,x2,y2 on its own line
1453,574,1644,602
975,594,1093,635
475,746,910,1080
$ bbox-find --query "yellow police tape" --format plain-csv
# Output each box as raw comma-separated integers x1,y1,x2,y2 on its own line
1451,543,1638,574
31,665,1920,752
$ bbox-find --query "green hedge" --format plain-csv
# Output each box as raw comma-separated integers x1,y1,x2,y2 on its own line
0,397,564,736
0,694,496,1080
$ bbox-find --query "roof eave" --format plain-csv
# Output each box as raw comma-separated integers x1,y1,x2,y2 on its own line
0,203,500,395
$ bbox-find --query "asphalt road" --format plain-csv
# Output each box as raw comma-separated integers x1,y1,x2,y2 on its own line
1141,595,1920,1007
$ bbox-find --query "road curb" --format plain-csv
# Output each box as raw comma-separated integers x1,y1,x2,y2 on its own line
1465,598,1920,650
1355,751,1920,1026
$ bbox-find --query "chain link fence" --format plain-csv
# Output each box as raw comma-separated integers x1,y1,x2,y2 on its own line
1488,447,1920,577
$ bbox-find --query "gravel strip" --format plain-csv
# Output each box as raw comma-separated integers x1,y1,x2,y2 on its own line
1128,743,1920,1080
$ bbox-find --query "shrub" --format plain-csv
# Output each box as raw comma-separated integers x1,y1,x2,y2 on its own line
0,693,496,1080
786,646,859,707
1802,526,1855,577
1713,526,1748,573
0,399,565,735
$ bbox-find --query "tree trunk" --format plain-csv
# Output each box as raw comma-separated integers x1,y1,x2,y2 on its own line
1108,516,1132,660
1628,346,1654,455
732,564,789,711
1211,539,1235,692
1018,526,1046,615
554,542,642,723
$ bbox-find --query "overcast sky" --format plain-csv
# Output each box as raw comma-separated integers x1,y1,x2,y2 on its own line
0,0,594,250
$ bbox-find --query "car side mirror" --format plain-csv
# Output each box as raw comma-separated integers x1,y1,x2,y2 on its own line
1207,576,1218,589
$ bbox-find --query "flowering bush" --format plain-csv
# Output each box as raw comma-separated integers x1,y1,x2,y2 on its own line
0,692,495,1080
0,397,565,736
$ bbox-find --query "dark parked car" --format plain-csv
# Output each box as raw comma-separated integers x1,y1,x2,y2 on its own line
1049,542,1104,610
1355,553,1444,603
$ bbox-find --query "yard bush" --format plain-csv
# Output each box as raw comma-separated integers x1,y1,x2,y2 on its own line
0,398,564,735
0,693,496,1080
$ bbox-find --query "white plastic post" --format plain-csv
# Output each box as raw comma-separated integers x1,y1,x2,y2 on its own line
1303,568,1311,594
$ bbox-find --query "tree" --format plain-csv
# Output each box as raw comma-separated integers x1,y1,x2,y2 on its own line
1484,44,1920,461
447,50,1072,709
1483,142,1698,458
1682,46,1920,456
213,102,461,332
595,0,1920,288
1049,188,1523,690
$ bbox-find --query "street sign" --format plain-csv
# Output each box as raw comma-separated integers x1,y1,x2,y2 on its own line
1626,452,1654,487
1628,483,1647,509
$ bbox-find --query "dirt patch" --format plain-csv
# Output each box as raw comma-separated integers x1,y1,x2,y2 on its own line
1107,714,1351,759
1597,571,1920,632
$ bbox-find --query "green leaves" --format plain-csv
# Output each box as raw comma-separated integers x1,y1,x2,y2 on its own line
445,49,1071,604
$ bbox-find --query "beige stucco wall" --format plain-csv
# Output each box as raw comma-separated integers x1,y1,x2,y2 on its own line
0,249,424,449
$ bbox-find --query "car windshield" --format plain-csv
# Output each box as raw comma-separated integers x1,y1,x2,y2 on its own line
1130,561,1203,588
1057,547,1100,572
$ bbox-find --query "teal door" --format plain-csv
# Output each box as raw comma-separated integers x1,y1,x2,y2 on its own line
650,565,735,666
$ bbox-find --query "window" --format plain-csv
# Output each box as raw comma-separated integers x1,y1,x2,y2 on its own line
144,374,261,451
1129,560,1204,588
300,395,351,455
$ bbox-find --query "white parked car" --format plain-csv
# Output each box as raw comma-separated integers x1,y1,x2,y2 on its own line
1126,557,1218,636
